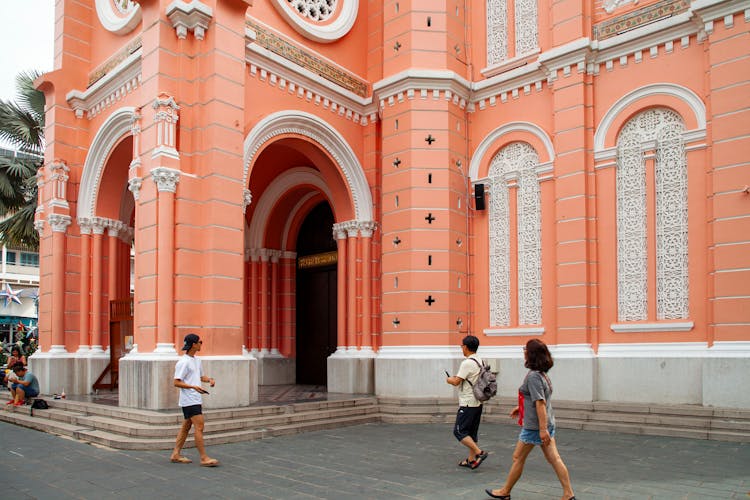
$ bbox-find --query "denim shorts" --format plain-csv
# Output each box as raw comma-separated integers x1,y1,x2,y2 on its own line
11,383,38,398
519,425,555,445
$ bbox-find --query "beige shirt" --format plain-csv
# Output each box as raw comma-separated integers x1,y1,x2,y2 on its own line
457,353,482,407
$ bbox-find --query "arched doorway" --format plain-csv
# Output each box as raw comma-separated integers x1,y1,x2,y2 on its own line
295,202,337,385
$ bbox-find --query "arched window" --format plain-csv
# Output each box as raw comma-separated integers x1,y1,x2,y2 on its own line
489,142,542,326
616,108,689,321
486,0,538,66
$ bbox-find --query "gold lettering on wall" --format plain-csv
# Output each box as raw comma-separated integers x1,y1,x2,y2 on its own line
298,251,338,269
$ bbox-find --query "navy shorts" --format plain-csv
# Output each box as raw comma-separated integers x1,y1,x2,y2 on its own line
181,404,203,420
453,405,483,442
11,383,38,398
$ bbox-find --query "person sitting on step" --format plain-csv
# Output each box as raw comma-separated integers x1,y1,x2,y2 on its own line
7,362,39,406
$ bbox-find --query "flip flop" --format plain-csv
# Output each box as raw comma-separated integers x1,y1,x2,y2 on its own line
200,459,220,467
170,456,192,464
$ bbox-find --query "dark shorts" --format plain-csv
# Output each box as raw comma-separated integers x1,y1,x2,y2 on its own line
453,405,483,442
11,384,38,398
181,404,203,420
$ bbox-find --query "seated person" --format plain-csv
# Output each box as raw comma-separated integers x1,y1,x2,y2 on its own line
4,346,26,386
7,362,39,406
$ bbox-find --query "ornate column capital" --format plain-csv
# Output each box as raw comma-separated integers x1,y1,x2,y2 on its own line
107,220,125,238
48,214,72,233
91,216,109,235
128,177,142,200
34,220,45,236
358,221,377,238
151,167,180,193
259,248,271,262
78,217,93,235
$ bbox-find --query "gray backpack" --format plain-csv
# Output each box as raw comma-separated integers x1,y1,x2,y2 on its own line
465,358,497,402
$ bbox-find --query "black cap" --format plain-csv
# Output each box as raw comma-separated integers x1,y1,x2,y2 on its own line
181,333,200,351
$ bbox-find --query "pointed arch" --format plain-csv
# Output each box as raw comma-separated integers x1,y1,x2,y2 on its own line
243,110,372,222
78,107,135,220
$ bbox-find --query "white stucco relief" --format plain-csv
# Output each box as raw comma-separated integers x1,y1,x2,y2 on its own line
272,0,358,43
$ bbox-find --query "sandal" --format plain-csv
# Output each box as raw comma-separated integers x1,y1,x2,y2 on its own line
471,450,488,469
458,458,473,468
200,458,220,467
485,489,510,499
170,456,192,464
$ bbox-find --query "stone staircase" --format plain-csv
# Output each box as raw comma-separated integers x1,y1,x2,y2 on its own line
380,397,750,443
0,395,380,450
2,394,748,449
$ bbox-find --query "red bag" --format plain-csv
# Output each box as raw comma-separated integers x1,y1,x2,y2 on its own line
517,390,524,426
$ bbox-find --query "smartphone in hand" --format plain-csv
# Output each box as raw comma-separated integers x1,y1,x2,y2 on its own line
197,387,210,394
444,370,451,377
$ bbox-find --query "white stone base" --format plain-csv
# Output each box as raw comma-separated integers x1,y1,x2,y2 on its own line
256,355,295,385
328,355,375,394
119,355,258,410
703,357,750,409
28,351,75,396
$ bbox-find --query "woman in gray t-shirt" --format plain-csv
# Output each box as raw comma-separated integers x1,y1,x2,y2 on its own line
485,339,576,500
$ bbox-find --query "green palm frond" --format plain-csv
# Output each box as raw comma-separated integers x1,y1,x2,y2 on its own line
0,200,39,250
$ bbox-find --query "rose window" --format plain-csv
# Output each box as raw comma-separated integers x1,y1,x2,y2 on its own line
287,0,337,22
114,0,137,15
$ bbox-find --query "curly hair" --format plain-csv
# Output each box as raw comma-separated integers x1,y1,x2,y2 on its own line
524,338,553,372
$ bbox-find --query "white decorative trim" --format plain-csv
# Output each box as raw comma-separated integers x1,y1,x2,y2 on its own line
594,84,706,151
707,341,750,357
484,326,545,336
271,0,358,43
243,111,372,221
373,69,472,105
242,189,252,214
154,343,178,356
66,50,141,119
95,0,141,35
47,345,69,354
611,321,695,333
375,345,464,359
248,168,333,249
597,342,707,357
79,107,136,219
469,122,555,180
166,0,213,41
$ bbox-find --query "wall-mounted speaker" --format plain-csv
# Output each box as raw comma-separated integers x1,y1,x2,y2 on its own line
474,183,486,210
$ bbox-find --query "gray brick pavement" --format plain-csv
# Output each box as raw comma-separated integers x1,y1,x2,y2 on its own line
1,420,748,499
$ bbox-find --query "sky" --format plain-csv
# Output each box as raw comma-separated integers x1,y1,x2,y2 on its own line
0,0,55,103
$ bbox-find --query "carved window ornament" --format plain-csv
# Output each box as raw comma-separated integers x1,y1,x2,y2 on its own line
488,142,542,327
95,0,141,35
616,108,689,322
272,0,358,43
486,0,538,67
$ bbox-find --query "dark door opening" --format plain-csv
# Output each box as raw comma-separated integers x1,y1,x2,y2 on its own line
295,202,337,385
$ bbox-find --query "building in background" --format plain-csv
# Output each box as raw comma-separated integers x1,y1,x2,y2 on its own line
31,0,749,410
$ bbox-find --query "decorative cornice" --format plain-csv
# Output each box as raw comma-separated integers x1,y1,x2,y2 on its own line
373,69,472,110
594,0,690,40
166,0,213,41
67,48,142,119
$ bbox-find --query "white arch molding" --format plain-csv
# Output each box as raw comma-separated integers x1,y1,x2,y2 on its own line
95,0,142,35
248,168,334,249
243,110,372,222
594,83,706,151
79,107,136,220
469,122,555,180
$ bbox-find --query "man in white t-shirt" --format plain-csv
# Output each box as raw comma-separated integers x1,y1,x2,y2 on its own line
170,333,218,466
446,335,488,470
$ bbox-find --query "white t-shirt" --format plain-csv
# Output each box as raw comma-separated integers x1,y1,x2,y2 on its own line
457,353,483,407
174,354,203,407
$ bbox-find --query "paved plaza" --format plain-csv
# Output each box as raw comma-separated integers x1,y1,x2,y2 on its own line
1,419,748,499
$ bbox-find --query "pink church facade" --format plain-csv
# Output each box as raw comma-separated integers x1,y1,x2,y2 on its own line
31,0,750,409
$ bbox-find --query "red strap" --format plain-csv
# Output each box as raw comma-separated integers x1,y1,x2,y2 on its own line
517,390,524,426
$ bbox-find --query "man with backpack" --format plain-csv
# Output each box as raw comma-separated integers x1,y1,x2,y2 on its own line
446,335,493,470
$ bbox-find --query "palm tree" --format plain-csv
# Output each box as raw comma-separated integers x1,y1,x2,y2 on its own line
0,70,45,250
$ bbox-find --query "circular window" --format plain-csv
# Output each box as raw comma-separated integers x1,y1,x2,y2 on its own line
96,0,141,35
272,0,358,43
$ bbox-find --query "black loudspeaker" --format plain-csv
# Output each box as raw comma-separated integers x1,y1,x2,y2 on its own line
474,183,486,210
